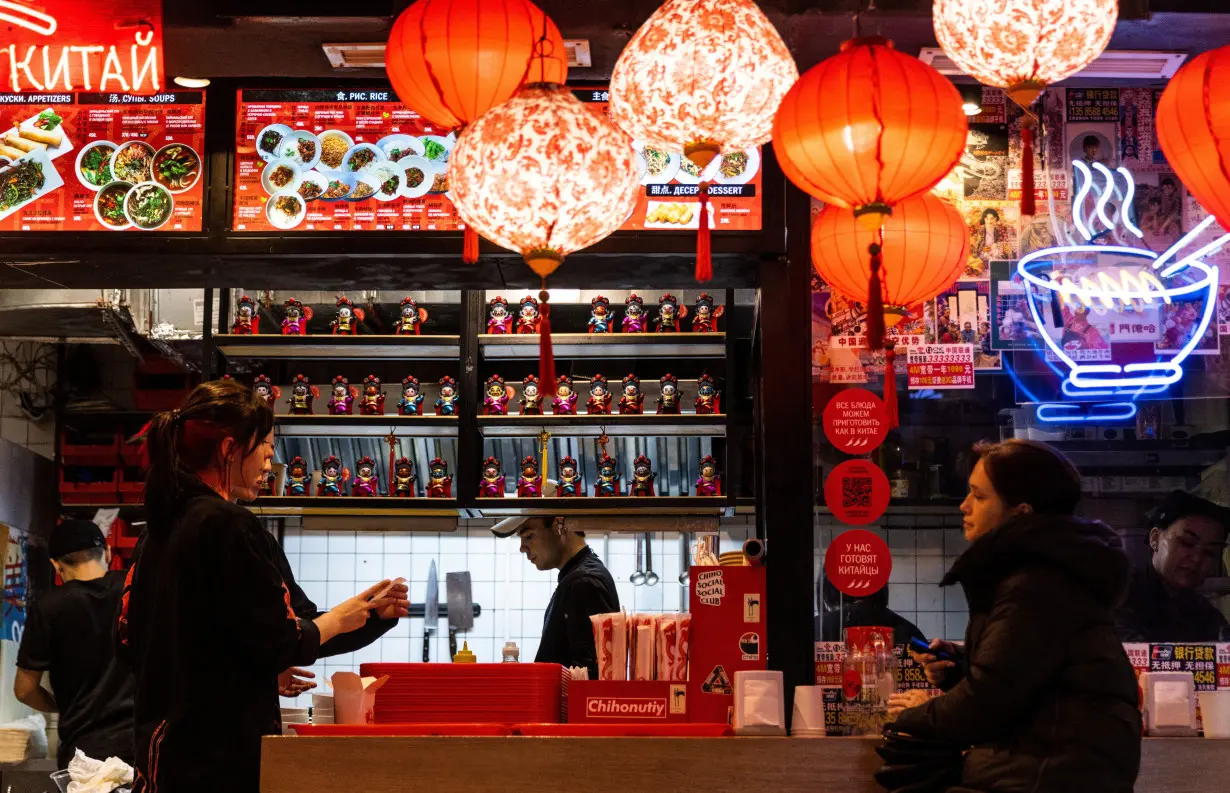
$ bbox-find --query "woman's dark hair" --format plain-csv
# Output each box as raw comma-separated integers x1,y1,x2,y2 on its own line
980,208,1000,223
140,379,273,532
1147,490,1230,541
972,439,1082,515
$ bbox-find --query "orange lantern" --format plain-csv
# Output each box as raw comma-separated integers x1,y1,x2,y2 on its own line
609,0,798,281
1156,45,1230,232
385,0,567,262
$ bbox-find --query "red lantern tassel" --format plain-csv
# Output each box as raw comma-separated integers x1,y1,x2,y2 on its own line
539,289,557,398
388,443,397,498
696,182,712,283
1020,121,1036,217
866,241,885,351
463,226,479,264
883,341,899,429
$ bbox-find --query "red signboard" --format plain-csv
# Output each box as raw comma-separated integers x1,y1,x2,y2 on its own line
823,460,891,526
0,90,205,231
822,389,888,454
824,528,892,597
1,1,164,93
906,343,976,390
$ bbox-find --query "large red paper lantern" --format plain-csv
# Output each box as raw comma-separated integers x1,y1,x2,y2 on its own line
1156,45,1230,232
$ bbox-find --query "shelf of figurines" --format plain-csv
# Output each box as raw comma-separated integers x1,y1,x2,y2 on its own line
471,497,729,517
247,496,461,518
274,414,459,438
478,332,725,360
477,414,725,438
216,334,462,360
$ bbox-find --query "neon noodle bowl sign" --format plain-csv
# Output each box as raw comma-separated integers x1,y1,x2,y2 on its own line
0,1,163,93
1016,160,1228,421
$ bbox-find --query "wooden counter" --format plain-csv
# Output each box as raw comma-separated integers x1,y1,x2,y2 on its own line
261,735,1227,792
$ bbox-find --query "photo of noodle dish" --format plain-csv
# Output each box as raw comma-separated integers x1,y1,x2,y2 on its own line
152,144,202,193
110,141,155,184
712,147,760,186
318,130,354,170
672,151,721,185
266,190,306,229
123,182,175,231
634,141,679,185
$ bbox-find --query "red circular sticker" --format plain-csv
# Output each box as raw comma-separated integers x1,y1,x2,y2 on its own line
824,459,891,526
825,528,892,597
822,389,888,454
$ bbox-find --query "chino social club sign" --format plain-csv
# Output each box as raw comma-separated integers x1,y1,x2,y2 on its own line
824,529,891,597
822,389,888,454
1,1,163,93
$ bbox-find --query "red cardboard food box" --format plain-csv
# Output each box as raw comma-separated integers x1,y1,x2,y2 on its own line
567,680,689,723
688,565,767,724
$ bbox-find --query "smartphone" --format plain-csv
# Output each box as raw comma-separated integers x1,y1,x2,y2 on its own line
908,636,955,662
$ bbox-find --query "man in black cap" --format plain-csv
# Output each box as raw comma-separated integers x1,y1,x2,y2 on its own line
492,509,619,678
1117,491,1230,642
15,519,134,768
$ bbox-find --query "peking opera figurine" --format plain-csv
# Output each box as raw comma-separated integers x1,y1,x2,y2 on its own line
318,455,349,497
695,455,723,497
622,294,647,334
691,293,725,333
391,456,417,498
551,375,578,415
695,374,722,415
284,456,311,496
281,298,312,335
630,455,657,497
328,375,356,415
331,296,364,335
395,297,428,335
359,374,385,415
594,453,621,497
515,296,541,334
619,374,644,415
557,456,582,497
520,374,544,415
587,374,612,415
352,456,380,497
436,376,460,416
487,297,513,334
252,375,279,409
654,294,687,333
589,296,614,334
478,456,505,498
286,374,318,415
657,373,682,415
231,294,260,335
482,374,513,416
398,376,424,416
426,457,453,498
516,456,543,497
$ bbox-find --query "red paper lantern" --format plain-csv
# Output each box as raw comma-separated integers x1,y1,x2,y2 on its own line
1156,45,1230,232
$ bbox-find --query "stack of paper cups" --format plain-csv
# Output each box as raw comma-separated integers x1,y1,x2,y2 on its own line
280,707,309,735
312,693,335,726
791,686,827,737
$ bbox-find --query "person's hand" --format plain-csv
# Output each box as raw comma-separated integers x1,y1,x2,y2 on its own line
887,689,932,718
327,580,399,634
911,639,959,686
372,578,410,621
278,667,317,698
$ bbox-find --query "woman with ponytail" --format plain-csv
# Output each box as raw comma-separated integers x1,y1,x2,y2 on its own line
117,380,407,793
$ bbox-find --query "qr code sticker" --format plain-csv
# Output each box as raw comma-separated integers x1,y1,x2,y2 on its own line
842,476,872,508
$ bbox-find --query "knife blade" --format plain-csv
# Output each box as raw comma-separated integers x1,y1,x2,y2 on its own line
446,571,473,660
423,561,438,663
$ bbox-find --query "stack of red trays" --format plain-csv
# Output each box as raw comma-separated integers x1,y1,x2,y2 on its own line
359,663,570,724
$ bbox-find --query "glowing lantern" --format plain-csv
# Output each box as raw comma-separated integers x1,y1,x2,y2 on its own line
1156,45,1230,232
385,0,567,262
609,0,798,281
932,0,1118,215
450,86,640,395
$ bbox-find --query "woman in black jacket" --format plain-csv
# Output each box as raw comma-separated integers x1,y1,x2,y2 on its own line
117,380,408,793
892,439,1141,793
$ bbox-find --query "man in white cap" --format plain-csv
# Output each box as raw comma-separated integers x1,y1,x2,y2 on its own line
492,508,619,678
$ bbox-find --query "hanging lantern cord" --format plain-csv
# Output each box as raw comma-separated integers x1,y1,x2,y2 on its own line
539,282,557,398
865,232,885,351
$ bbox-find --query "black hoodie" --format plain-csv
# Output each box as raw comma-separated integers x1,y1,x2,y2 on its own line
892,514,1142,793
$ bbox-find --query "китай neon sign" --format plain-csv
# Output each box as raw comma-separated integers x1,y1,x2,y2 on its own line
1017,161,1229,422
0,0,162,93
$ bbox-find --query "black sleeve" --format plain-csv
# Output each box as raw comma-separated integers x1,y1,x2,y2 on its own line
564,579,620,680
16,601,50,672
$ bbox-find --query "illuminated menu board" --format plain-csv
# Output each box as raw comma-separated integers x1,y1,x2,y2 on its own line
0,91,205,232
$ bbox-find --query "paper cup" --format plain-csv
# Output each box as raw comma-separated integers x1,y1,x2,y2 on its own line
791,685,826,735
1198,691,1230,738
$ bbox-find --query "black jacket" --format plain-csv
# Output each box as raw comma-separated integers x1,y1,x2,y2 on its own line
1116,560,1230,643
536,546,619,678
893,515,1141,793
118,480,322,793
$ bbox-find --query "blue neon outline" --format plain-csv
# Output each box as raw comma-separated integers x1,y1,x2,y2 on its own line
1114,167,1144,238
1071,160,1095,241
1091,163,1118,234
1036,402,1138,423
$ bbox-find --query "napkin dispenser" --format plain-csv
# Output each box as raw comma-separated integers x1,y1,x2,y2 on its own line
732,670,786,736
1140,671,1198,737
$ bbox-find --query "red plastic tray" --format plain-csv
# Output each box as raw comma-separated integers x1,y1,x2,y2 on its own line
289,723,514,737
514,723,734,737
360,663,569,725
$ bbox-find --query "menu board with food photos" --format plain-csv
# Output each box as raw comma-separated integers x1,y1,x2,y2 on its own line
232,87,764,233
0,91,205,232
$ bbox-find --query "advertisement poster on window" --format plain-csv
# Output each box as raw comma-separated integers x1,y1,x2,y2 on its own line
962,202,1018,280
963,123,1009,201
928,285,1001,370
906,344,975,390
1155,300,1221,356
1118,88,1159,168
990,260,1045,351
1218,286,1230,336
1066,88,1121,124
1132,171,1183,251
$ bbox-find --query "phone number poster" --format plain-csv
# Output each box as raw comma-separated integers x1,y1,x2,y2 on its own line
0,91,205,232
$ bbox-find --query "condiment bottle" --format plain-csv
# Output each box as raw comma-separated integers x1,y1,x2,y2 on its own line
502,642,520,663
453,641,477,664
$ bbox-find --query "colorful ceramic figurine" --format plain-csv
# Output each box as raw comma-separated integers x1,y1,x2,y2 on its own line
318,455,349,497
589,296,613,333
282,298,312,336
359,375,384,415
398,376,424,416
284,456,311,496
436,376,460,416
328,375,356,415
558,456,582,497
331,296,364,335
258,470,275,497
478,456,505,498
657,373,682,415
352,456,380,497
630,454,657,497
520,374,543,415
516,296,540,334
654,294,687,333
695,374,722,415
252,375,279,409
619,374,644,415
231,294,259,335
516,456,543,497
395,297,428,335
286,374,318,415
487,297,513,334
622,294,647,334
594,453,621,497
426,457,453,498
695,454,722,496
691,293,725,333
551,375,578,415
482,374,513,416
587,374,612,415
391,457,417,498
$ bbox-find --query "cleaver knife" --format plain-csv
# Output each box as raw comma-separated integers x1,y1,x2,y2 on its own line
446,571,473,660
423,561,438,663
